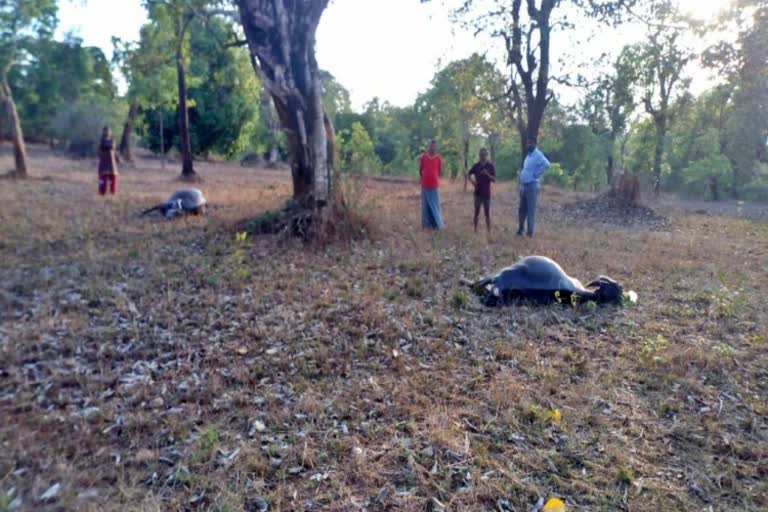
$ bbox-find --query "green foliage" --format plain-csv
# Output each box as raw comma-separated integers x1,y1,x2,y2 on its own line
321,70,351,121
3,4,121,144
416,54,503,178
191,425,220,465
542,163,573,189
187,18,260,158
49,99,126,156
612,1,768,199
12,37,117,139
338,121,381,174
405,276,425,299
228,231,250,287
493,139,523,180
703,4,768,197
114,21,177,111
640,335,669,366
138,16,260,159
0,493,12,512
0,0,57,68
682,153,732,200
615,465,634,485
740,163,768,202
450,289,469,309
548,123,611,191
625,119,656,178
334,99,424,175
8,0,758,200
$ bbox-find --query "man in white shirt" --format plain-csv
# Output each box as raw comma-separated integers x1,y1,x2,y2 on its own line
517,136,550,238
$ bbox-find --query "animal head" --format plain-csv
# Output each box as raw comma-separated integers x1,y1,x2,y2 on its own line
586,276,623,304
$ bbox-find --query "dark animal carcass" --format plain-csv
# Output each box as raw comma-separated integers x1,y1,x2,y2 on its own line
141,188,208,219
468,255,632,307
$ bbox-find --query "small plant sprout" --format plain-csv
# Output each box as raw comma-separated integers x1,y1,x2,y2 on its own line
640,335,669,365
451,289,469,309
545,408,562,424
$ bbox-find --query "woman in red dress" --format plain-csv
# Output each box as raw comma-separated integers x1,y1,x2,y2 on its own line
97,126,118,195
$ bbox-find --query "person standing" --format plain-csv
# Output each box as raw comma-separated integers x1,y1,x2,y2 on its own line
468,147,496,233
98,126,119,195
517,136,550,238
419,139,443,230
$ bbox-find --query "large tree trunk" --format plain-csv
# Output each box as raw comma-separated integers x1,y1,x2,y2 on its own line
517,118,529,169
176,45,195,179
506,0,553,172
237,0,330,207
119,101,139,163
173,14,196,181
652,117,666,196
1,76,28,178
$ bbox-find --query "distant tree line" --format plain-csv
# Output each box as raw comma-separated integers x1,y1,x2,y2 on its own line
2,0,766,201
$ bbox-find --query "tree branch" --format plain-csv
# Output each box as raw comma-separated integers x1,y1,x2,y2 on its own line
224,39,248,48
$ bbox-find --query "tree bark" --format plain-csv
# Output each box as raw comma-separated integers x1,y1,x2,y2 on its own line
488,131,499,164
236,0,330,207
607,153,614,186
462,134,469,189
175,15,196,180
619,136,628,173
710,176,719,201
503,0,553,171
119,100,139,163
652,116,666,196
1,75,28,178
160,109,166,171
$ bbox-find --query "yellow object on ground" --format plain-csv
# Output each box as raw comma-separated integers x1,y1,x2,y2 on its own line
543,497,566,512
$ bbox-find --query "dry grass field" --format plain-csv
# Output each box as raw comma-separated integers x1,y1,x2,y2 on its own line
1,147,767,511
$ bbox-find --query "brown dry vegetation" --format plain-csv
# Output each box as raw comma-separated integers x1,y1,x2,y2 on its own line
1,147,767,512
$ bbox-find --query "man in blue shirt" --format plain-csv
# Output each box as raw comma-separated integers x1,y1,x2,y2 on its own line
517,136,550,238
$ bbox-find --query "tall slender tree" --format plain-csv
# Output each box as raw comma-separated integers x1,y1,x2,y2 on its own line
704,0,768,196
434,0,636,169
631,0,693,195
581,47,638,185
144,0,215,180
419,54,501,185
0,0,57,178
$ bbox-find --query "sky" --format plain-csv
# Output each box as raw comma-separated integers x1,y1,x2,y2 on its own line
56,0,733,111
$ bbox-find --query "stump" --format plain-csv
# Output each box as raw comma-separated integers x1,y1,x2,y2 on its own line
610,173,641,206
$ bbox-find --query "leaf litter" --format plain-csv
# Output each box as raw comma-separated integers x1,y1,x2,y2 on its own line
0,160,766,511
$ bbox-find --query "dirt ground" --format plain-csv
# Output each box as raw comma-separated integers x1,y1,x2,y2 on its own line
1,147,767,511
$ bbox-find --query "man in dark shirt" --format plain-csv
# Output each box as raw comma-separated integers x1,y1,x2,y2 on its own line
467,147,496,233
